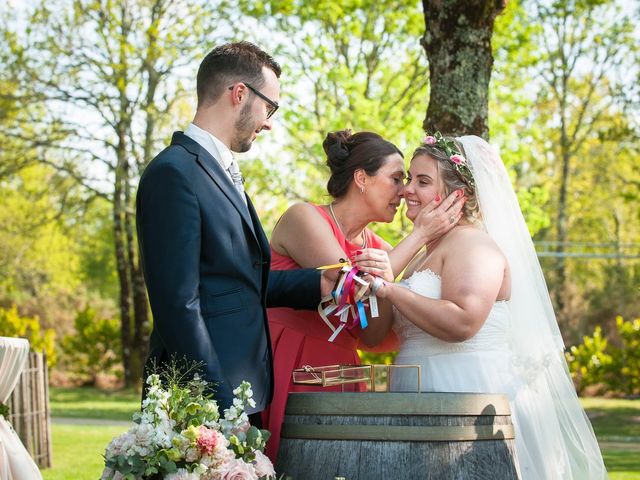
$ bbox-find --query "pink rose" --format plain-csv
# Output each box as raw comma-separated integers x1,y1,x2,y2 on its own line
450,154,465,165
215,457,258,479
423,135,436,145
252,450,275,478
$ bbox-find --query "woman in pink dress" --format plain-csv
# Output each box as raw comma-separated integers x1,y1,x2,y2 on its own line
262,129,465,461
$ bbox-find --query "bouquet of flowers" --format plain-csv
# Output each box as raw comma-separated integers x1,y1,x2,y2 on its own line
101,364,275,480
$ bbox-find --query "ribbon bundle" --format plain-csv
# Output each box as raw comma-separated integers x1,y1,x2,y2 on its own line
317,261,379,342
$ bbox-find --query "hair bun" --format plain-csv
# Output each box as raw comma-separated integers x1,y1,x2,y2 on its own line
328,142,349,161
323,129,352,164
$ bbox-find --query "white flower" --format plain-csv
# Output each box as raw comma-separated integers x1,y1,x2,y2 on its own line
165,468,200,480
252,450,275,478
104,432,133,458
130,422,157,457
185,445,201,462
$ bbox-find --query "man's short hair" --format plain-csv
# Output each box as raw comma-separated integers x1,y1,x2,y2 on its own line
196,41,282,108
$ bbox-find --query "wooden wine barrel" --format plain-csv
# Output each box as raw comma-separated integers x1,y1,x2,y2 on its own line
276,392,520,480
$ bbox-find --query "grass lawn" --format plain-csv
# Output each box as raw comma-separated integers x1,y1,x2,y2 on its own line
581,397,640,439
42,424,124,480
42,388,640,478
50,386,140,421
582,397,640,480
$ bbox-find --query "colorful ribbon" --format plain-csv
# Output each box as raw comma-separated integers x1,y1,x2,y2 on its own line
317,265,379,342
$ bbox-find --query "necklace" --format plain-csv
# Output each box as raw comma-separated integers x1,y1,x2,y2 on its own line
329,202,368,248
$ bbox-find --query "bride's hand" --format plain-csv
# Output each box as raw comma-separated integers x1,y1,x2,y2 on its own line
412,190,466,243
353,248,394,282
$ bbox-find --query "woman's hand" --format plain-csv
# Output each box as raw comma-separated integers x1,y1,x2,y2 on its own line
369,276,393,299
412,190,466,244
353,248,394,282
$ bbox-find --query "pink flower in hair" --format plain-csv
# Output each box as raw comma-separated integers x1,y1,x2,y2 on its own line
423,135,436,145
450,154,465,165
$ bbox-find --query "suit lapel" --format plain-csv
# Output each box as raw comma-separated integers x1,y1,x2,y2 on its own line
246,196,271,295
172,132,257,241
246,196,270,258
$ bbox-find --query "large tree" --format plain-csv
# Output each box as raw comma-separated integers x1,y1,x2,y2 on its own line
2,0,228,386
421,0,507,138
233,0,429,242
527,0,636,328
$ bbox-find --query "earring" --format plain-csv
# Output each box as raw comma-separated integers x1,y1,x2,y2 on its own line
360,187,365,194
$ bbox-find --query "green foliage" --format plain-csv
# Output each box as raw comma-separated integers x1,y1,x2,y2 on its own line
613,316,640,395
234,0,428,231
61,308,121,386
0,305,56,366
0,165,84,297
566,316,640,396
566,325,613,394
76,199,119,301
358,350,397,367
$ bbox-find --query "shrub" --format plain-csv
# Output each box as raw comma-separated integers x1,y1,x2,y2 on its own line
60,307,121,386
566,316,640,396
0,305,56,366
610,316,640,395
565,325,613,395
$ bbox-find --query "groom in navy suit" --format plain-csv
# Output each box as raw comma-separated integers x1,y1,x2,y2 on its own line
136,42,327,422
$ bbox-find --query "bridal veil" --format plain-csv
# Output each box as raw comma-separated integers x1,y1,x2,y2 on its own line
457,135,608,479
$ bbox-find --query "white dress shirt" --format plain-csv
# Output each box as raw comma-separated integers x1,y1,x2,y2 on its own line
184,123,236,184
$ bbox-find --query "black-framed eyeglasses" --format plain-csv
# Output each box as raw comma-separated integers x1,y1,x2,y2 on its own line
228,82,279,119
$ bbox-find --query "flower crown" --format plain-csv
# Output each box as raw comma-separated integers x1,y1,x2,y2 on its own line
422,131,475,188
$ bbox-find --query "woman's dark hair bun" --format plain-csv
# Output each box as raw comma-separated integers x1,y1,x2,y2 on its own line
324,128,402,199
323,129,352,163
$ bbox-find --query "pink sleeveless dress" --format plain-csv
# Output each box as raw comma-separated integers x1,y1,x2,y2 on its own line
262,204,394,462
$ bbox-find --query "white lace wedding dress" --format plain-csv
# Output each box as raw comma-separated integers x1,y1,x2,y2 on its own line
391,268,606,480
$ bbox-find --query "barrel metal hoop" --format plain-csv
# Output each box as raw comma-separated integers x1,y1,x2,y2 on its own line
281,424,515,442
284,392,512,416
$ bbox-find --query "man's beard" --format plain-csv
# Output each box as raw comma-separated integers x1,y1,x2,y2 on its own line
231,102,258,153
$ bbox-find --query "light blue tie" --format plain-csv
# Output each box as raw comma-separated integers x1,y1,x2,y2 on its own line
227,159,247,205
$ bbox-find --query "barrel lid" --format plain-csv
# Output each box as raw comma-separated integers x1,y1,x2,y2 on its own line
284,392,512,416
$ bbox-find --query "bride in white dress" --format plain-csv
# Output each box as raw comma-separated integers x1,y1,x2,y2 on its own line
356,134,608,480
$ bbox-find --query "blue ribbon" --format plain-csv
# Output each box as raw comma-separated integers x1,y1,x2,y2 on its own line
356,300,368,329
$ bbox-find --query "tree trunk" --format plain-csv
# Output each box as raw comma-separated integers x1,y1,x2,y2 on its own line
554,119,570,318
113,157,133,387
115,4,135,387
421,0,506,138
124,156,148,386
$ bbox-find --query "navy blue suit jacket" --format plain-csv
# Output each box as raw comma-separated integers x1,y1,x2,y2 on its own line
136,132,320,412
